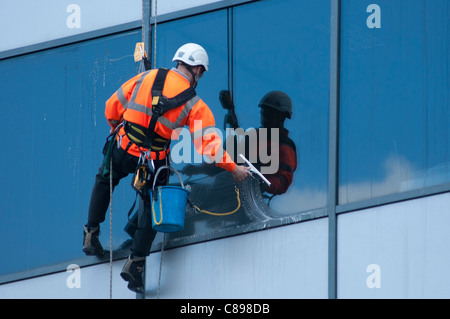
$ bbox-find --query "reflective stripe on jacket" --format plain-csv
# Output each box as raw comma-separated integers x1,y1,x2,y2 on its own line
104,68,236,172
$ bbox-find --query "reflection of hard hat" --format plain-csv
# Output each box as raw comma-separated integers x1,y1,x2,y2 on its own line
258,91,292,119
172,43,209,71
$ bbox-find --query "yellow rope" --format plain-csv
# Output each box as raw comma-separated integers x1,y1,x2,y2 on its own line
192,187,241,216
152,188,163,225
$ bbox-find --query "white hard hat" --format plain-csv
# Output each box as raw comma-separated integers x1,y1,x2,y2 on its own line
172,43,209,71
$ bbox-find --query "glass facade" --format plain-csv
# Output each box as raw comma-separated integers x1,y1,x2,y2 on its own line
0,0,448,282
151,0,330,248
232,0,330,214
339,0,450,204
0,30,142,276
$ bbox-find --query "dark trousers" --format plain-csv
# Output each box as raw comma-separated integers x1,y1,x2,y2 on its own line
87,142,167,257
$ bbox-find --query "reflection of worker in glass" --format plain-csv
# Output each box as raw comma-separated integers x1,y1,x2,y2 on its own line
235,91,297,195
184,90,297,195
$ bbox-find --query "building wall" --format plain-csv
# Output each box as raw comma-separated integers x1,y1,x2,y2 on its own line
338,192,450,299
0,218,328,299
0,261,135,299
0,0,448,299
2,193,450,299
146,218,328,299
0,0,142,52
0,0,224,53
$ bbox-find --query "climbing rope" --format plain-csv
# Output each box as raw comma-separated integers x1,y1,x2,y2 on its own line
152,0,165,299
157,233,165,299
109,154,113,299
153,0,157,69
105,0,160,299
128,0,242,298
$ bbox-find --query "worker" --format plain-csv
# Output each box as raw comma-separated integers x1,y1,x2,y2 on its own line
82,43,251,293
184,90,297,195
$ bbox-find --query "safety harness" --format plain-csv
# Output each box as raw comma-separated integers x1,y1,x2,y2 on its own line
127,67,197,228
125,68,196,152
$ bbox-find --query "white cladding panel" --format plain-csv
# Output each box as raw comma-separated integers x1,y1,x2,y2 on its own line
0,0,224,52
146,219,329,299
338,192,450,298
0,261,135,299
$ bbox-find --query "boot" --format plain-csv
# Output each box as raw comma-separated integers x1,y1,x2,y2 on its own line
120,256,145,294
82,225,104,256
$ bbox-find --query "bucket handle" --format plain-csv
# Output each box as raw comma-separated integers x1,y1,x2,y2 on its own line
152,165,186,190
152,188,164,226
151,165,187,227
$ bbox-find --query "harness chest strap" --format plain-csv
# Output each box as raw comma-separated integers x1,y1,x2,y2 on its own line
142,68,197,149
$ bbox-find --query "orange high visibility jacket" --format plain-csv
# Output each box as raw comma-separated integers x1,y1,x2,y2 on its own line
104,68,236,172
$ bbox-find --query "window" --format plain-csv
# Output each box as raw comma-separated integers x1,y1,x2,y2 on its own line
0,30,142,277
339,0,450,205
232,0,330,215
151,0,330,249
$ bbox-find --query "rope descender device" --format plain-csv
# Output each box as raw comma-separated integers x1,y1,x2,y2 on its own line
132,151,154,192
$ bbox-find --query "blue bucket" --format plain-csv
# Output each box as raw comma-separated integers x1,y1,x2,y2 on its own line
150,166,190,233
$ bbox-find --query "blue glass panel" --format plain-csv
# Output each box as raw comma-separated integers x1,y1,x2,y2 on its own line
149,0,330,250
0,30,141,276
233,0,330,214
339,0,450,204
